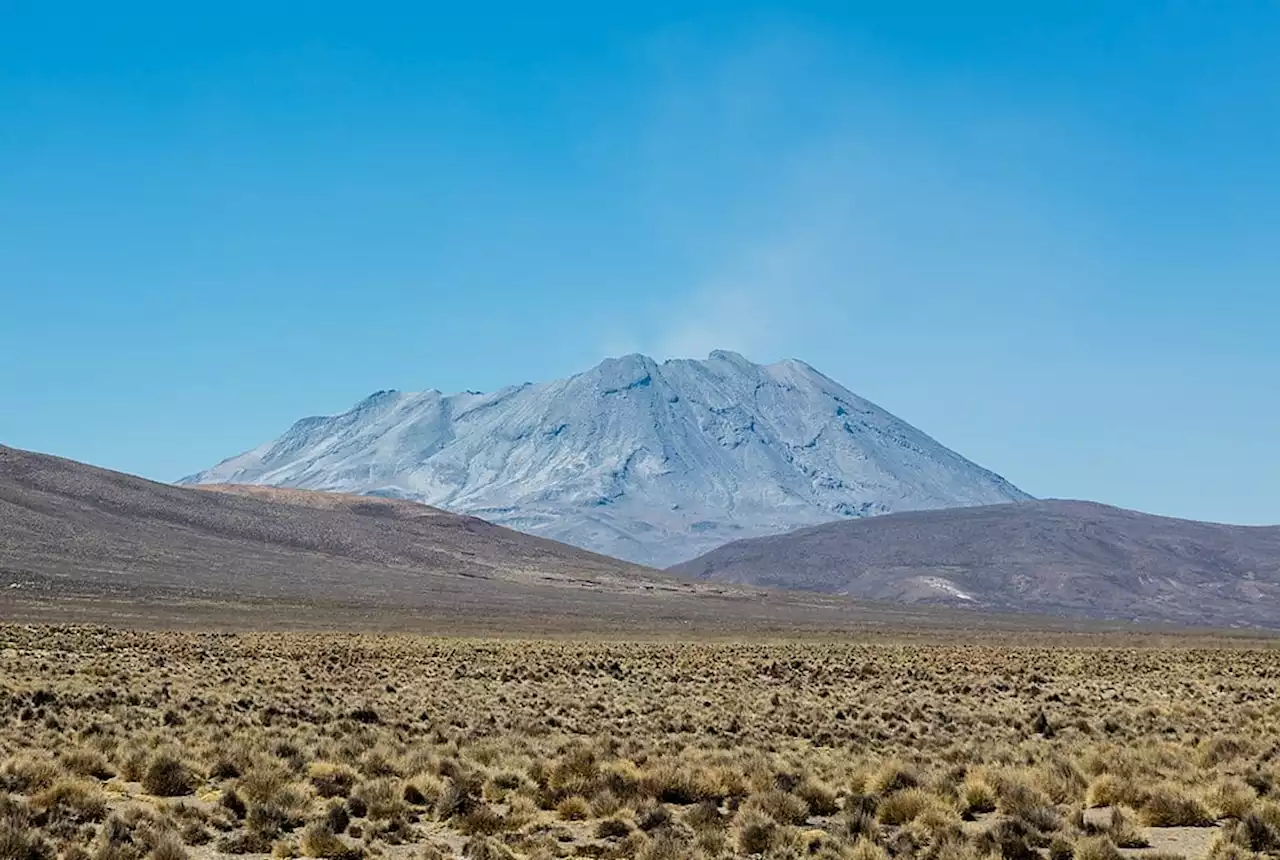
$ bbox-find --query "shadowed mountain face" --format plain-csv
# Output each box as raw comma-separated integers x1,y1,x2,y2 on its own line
669,500,1280,628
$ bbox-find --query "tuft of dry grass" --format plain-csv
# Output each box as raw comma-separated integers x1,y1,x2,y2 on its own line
961,777,998,816
878,788,934,825
1075,835,1123,860
299,822,353,859
308,763,357,800
1139,786,1216,827
148,832,188,860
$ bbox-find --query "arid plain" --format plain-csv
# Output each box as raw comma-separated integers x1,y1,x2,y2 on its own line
3,625,1279,860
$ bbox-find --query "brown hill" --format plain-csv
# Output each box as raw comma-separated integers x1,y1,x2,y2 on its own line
0,443,1037,635
668,500,1280,628
0,442,658,594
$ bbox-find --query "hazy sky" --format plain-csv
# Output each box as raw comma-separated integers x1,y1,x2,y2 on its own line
2,2,1277,524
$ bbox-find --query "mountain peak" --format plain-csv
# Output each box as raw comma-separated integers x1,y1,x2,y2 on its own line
184,352,1029,566
706,349,756,367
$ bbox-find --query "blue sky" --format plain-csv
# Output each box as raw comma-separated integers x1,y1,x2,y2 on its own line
2,1,1277,524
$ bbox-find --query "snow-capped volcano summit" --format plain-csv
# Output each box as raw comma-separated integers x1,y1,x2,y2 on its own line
183,351,1030,566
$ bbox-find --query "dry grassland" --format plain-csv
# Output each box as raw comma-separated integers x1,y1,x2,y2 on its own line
2,626,1279,860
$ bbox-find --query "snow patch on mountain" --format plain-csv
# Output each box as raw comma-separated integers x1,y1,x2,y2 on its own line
182,351,1030,566
917,576,976,601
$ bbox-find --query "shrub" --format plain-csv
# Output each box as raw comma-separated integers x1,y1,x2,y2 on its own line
694,827,728,857
682,800,725,831
997,778,1054,819
639,804,673,832
600,760,644,800
345,796,367,820
482,772,523,801
308,764,358,799
837,798,880,842
418,844,449,860
597,818,632,839
31,778,107,824
975,817,1045,860
1201,737,1251,768
961,779,998,816
1107,807,1150,849
869,760,920,795
748,790,809,826
1240,813,1280,852
118,746,151,784
351,779,403,821
0,756,61,794
591,790,623,817
95,814,137,860
299,822,349,858
460,837,516,860
358,748,399,780
247,803,296,839
404,775,443,808
1049,837,1075,860
796,779,840,817
1139,786,1215,827
0,821,53,860
1074,836,1122,860
556,796,590,821
215,832,274,855
457,804,506,836
1037,759,1086,805
504,795,538,830
735,810,777,856
434,779,477,821
1210,779,1257,820
60,749,114,781
149,834,188,860
220,789,247,820
324,802,350,835
142,755,194,798
1086,775,1123,808
641,761,704,805
239,763,293,806
878,789,932,826
637,834,696,860
849,838,889,860
209,759,242,781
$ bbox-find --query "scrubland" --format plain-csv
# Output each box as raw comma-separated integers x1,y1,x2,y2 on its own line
2,626,1279,860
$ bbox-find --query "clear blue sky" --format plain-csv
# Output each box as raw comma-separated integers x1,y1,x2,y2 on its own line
2,1,1277,525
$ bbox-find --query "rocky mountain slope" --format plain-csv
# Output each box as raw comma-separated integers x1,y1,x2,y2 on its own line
183,351,1029,566
669,500,1280,628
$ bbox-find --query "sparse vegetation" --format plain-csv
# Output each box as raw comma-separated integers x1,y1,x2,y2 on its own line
0,626,1275,859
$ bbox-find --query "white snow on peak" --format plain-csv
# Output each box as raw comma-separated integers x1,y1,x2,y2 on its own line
182,351,1030,567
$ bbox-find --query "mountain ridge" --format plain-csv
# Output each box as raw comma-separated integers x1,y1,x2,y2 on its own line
668,498,1280,628
184,351,1030,566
